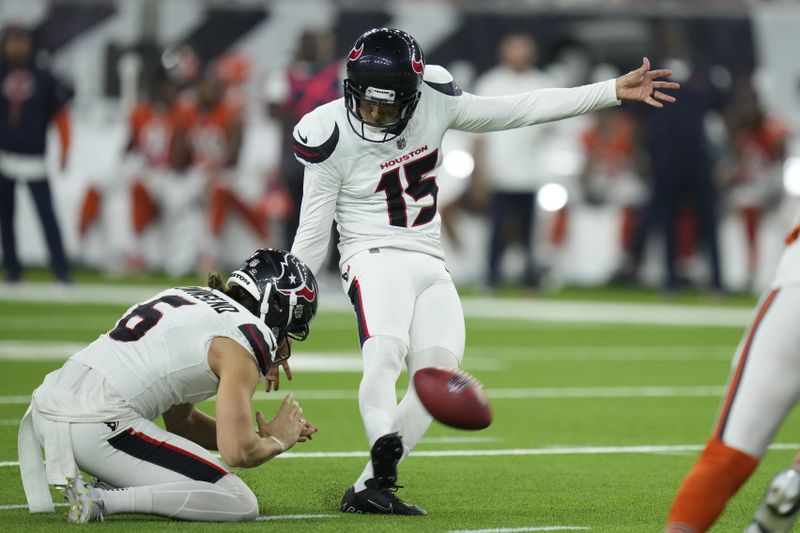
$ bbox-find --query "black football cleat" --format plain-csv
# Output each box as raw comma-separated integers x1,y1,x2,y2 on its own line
339,479,427,515
370,432,403,487
339,433,427,515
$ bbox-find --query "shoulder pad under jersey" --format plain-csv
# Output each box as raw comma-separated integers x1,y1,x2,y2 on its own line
423,65,463,97
292,104,341,164
236,322,275,377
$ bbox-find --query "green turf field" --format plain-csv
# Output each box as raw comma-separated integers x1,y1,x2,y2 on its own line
1,285,797,532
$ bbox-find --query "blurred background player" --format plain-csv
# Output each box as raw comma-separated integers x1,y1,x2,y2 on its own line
665,214,800,532
721,83,787,290
580,105,647,278
125,76,196,275
190,74,265,273
19,248,318,523
471,33,557,291
264,29,341,262
621,22,727,294
0,25,72,284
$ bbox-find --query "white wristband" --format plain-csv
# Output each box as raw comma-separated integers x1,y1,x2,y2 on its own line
269,435,286,453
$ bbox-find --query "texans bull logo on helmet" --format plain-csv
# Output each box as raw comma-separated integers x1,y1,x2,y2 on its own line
348,43,364,62
274,253,317,312
411,55,424,75
227,248,319,343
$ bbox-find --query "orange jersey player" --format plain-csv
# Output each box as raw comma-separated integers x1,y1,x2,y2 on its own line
580,109,645,252
722,88,788,288
191,76,265,272
129,88,193,170
186,76,242,172
666,214,800,532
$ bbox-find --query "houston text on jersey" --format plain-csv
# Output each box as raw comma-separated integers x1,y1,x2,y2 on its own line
380,145,429,169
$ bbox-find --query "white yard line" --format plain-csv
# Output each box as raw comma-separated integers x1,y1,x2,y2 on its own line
0,396,30,405
471,345,734,362
273,442,800,459
0,340,738,366
0,342,495,371
1,443,797,468
447,526,592,533
0,282,754,326
460,297,752,327
0,385,729,406
0,342,87,360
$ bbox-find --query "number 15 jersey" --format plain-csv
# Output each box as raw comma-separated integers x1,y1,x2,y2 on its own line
290,65,620,275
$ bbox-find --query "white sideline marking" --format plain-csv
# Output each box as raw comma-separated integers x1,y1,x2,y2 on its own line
0,282,754,326
1,443,798,468
256,513,338,521
0,385,729,406
447,526,592,533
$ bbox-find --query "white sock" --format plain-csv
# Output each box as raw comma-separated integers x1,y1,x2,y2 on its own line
353,462,374,492
358,336,406,444
394,347,460,450
354,336,406,491
354,345,458,492
99,474,257,522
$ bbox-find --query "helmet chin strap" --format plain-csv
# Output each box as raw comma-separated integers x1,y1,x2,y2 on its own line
260,282,298,338
259,282,272,323
286,293,298,331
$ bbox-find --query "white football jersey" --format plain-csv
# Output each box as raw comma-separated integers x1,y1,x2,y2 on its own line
57,287,275,421
289,65,619,275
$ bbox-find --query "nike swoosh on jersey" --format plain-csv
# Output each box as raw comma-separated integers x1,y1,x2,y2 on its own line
297,132,308,143
367,499,392,513
293,124,340,164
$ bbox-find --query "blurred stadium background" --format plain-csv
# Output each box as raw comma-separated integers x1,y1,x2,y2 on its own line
6,2,800,530
2,0,799,294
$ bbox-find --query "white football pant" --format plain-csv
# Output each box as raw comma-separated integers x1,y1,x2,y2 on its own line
714,286,800,458
31,409,258,521
340,248,465,491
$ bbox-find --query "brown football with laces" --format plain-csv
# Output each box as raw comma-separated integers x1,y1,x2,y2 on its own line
413,367,492,430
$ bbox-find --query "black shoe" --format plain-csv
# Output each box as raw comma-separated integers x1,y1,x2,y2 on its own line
371,432,403,487
339,480,427,515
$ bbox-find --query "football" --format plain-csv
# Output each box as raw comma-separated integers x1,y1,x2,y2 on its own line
413,367,492,430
